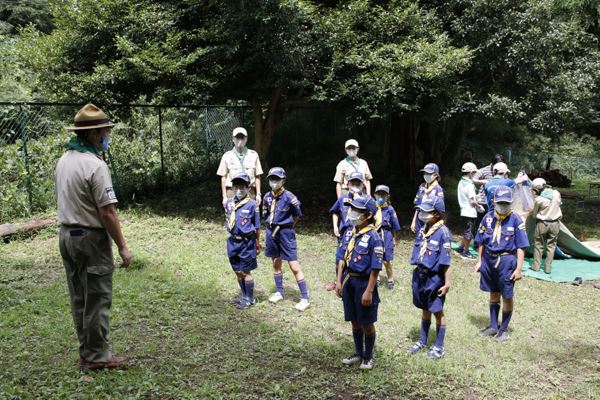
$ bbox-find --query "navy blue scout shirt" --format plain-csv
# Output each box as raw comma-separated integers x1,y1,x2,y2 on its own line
262,190,302,226
226,197,261,236
413,183,444,208
483,178,516,211
474,211,529,252
346,227,384,274
330,193,355,234
410,224,452,273
379,205,401,231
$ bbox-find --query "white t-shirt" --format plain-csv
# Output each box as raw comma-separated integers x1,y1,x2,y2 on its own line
457,177,477,218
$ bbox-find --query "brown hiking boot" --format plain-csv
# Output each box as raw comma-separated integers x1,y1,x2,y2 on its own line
82,355,127,371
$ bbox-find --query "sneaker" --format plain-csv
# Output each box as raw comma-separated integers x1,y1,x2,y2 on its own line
294,298,310,311
479,326,499,337
460,251,477,260
408,341,426,354
236,298,256,309
229,296,243,305
386,280,394,290
453,246,464,254
376,279,382,288
427,346,445,360
268,292,284,303
495,330,510,342
341,353,363,366
324,282,336,291
359,358,375,370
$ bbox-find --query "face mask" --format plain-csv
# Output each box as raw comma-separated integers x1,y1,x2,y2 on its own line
423,174,435,184
495,204,511,214
348,209,364,226
346,148,358,158
418,211,434,223
375,197,386,206
100,135,111,151
233,137,247,149
234,188,248,200
349,184,362,194
269,179,283,191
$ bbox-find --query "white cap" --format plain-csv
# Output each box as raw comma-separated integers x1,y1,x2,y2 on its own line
493,162,510,175
532,178,546,191
232,127,248,137
345,139,359,148
461,162,478,173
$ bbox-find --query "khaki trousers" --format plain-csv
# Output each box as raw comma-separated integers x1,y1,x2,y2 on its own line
59,226,114,362
532,220,560,273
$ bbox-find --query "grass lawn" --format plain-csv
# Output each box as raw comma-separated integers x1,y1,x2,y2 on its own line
1,185,599,399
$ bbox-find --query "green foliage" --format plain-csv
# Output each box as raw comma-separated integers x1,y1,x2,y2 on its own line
0,0,54,35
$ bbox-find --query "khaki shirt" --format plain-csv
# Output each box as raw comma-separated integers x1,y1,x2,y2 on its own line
216,148,263,187
333,158,373,189
55,150,118,228
534,189,562,221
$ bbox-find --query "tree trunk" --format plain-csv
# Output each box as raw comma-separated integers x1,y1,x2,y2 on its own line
388,111,420,179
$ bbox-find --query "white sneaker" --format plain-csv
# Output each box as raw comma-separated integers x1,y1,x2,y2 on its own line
294,298,310,311
359,358,375,370
268,292,284,303
341,353,362,366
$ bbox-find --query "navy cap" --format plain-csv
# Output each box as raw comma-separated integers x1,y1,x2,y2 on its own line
347,171,365,182
349,195,378,214
267,167,286,179
231,172,251,185
493,185,513,203
417,196,445,213
374,185,390,194
420,163,440,174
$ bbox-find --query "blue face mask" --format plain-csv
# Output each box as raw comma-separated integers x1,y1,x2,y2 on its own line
376,197,386,206
100,135,111,151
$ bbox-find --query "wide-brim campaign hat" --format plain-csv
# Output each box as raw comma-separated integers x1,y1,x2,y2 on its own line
66,103,114,131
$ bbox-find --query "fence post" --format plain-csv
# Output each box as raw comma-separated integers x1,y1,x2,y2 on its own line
205,106,210,148
19,104,33,215
158,106,165,184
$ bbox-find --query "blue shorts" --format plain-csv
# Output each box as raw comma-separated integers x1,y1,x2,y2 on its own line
479,253,516,299
265,227,297,261
381,230,395,261
412,267,445,313
227,236,257,272
342,274,380,325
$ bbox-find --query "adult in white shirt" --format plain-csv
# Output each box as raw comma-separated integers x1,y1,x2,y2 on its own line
333,139,373,197
456,162,484,259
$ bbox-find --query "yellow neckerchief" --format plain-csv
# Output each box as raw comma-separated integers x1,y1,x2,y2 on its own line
344,224,377,266
268,187,285,225
418,219,445,261
228,197,251,230
492,209,512,244
423,179,439,194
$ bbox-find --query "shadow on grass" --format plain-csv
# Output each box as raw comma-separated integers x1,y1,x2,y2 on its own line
467,313,490,329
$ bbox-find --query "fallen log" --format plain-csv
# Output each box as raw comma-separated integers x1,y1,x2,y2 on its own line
0,217,58,238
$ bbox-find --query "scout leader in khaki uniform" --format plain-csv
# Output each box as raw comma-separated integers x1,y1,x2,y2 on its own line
217,127,264,208
55,103,132,371
333,139,373,198
531,178,563,274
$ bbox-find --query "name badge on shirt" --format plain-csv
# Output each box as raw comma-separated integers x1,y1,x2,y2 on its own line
358,236,369,247
507,227,514,231
241,209,250,215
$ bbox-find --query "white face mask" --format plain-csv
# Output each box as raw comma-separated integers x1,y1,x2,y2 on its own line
348,209,364,226
423,174,435,184
233,137,247,149
495,204,511,214
234,188,249,200
346,148,358,158
418,211,434,223
269,179,283,191
349,184,363,194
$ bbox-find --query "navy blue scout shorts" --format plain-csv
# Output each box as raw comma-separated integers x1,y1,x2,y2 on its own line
227,236,257,272
382,230,395,262
342,274,380,325
412,268,445,313
479,253,516,299
265,227,297,261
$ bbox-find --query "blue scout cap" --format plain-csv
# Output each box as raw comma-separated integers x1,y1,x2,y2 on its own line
417,196,445,213
420,163,440,174
267,167,286,179
349,195,378,214
374,185,390,194
231,172,251,185
347,171,365,182
494,185,513,203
